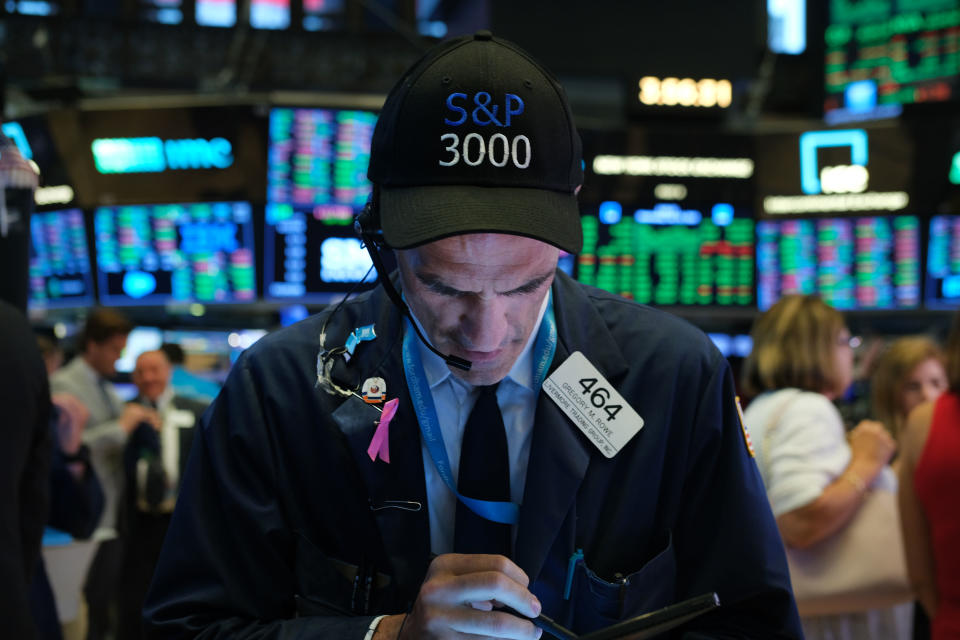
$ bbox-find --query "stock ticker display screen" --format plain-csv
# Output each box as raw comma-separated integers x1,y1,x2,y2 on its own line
925,215,960,308
265,107,378,299
94,202,256,305
825,0,960,113
263,202,376,300
267,107,377,208
575,202,755,307
28,209,95,310
757,215,921,311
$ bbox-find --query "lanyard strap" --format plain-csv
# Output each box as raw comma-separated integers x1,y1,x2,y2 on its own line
402,292,557,525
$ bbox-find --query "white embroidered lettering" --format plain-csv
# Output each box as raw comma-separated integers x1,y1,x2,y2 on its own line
438,133,532,169
512,135,531,169
489,133,509,167
438,133,460,167
462,133,486,166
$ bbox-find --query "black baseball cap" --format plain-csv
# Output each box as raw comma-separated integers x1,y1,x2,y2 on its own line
367,30,584,254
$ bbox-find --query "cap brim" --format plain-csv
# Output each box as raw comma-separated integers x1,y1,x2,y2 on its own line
379,185,583,254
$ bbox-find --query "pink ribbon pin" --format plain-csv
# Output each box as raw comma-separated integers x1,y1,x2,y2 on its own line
367,397,399,463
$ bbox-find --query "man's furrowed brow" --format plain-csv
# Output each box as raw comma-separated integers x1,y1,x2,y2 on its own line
415,272,465,296
414,269,554,297
501,271,554,296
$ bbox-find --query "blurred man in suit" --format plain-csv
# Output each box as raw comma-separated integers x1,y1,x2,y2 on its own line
50,309,157,640
118,350,206,639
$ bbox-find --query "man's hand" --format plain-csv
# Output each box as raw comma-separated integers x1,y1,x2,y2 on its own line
375,554,543,639
51,393,89,455
119,403,161,433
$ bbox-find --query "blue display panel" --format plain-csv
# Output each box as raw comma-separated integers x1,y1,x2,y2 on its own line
250,0,289,28
263,203,375,300
302,0,344,30
195,0,235,26
28,209,95,310
925,215,960,308
95,202,256,306
115,327,164,373
757,215,921,311
140,0,182,23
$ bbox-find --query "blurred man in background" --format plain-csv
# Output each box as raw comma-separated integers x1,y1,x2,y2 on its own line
118,349,205,639
50,309,158,640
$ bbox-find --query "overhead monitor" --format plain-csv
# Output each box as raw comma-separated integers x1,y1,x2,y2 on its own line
94,201,256,306
140,0,182,23
576,201,755,307
925,215,960,308
756,215,921,311
28,209,95,310
263,202,376,300
196,0,235,26
250,0,289,29
302,0,345,30
267,107,377,209
824,0,960,115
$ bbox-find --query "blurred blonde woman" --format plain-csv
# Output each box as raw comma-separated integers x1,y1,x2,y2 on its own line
872,337,948,440
899,314,960,639
741,295,909,639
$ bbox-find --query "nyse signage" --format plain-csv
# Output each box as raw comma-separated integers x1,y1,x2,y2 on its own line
757,127,912,216
92,137,234,174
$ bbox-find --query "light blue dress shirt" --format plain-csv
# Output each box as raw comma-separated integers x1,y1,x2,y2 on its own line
409,292,550,555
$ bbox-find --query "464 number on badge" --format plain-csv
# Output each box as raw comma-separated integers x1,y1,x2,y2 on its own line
578,377,622,422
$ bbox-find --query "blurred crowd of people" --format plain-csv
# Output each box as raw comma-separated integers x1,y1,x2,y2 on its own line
6,306,212,640
741,294,960,640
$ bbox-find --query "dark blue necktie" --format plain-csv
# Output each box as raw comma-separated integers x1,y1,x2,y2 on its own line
454,383,512,557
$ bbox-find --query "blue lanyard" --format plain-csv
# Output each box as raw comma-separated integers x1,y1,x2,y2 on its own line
402,293,557,525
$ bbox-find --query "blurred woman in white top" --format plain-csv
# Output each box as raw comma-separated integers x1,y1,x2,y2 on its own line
741,294,908,640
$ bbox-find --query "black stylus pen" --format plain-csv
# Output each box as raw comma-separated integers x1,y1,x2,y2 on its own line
503,606,578,640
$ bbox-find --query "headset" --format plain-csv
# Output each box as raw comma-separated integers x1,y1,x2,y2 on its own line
354,191,472,372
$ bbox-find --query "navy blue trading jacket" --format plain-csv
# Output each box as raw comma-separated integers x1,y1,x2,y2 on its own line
144,270,803,639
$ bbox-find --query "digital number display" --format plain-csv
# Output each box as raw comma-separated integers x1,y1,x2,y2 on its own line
757,215,920,310
576,202,754,306
95,202,256,305
28,209,95,310
637,76,733,109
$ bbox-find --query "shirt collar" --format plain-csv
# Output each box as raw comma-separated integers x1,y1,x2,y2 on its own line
155,385,175,413
78,356,104,385
409,290,550,393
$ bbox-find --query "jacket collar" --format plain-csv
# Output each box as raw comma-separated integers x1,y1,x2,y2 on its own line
515,271,629,582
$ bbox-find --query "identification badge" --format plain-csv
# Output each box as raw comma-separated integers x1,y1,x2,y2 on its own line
542,351,644,458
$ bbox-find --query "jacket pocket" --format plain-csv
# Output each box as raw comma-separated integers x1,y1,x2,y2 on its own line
571,531,677,631
292,531,394,617
292,531,357,617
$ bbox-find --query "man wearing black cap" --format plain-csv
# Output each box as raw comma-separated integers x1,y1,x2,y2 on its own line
145,33,802,639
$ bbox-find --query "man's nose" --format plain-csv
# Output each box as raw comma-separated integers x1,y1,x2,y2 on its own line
459,298,508,351
922,384,941,402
